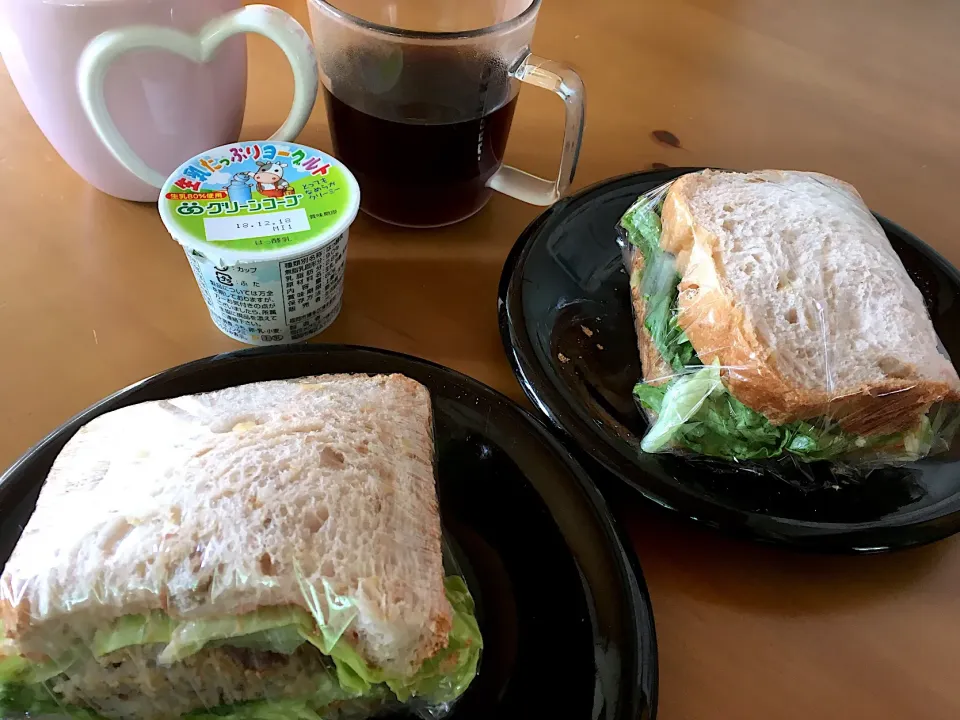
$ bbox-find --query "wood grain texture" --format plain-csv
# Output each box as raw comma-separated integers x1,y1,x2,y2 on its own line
1,0,959,718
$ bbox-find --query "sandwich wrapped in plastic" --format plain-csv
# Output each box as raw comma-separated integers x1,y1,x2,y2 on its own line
617,169,960,471
0,375,481,720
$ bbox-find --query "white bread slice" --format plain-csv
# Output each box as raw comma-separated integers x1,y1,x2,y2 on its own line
659,169,960,434
0,374,450,678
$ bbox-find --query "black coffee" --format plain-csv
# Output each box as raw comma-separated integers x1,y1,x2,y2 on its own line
323,48,519,227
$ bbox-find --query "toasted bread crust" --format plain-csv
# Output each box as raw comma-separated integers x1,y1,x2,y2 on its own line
0,590,32,653
660,170,960,435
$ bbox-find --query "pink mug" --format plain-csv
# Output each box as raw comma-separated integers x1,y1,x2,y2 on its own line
0,0,318,202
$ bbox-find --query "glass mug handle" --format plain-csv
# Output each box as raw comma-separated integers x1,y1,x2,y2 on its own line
487,53,585,207
77,5,319,189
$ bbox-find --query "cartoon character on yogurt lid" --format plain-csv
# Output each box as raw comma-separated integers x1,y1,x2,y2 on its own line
224,171,255,203
253,161,294,198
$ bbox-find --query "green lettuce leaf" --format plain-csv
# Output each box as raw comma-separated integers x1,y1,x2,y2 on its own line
676,386,794,460
93,611,174,657
903,415,934,458
620,196,662,261
160,606,315,664
632,383,666,416
0,675,351,720
641,363,724,452
298,576,482,703
184,673,352,720
634,365,910,461
621,195,701,373
0,645,81,686
387,576,482,703
640,252,695,374
209,625,306,656
0,656,28,684
300,631,376,695
0,682,104,719
1,578,482,718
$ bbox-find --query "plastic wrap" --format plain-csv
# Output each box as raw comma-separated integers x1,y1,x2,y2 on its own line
0,376,481,720
617,170,960,476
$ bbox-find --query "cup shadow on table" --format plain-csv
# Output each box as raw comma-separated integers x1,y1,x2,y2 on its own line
319,251,507,365
585,455,952,617
348,207,526,247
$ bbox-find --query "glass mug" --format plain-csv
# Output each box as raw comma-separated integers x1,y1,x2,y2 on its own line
307,0,585,227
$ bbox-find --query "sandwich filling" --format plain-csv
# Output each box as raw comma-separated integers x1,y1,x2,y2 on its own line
0,577,481,720
620,196,936,461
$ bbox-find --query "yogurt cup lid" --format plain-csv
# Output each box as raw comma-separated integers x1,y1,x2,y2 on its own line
158,141,360,265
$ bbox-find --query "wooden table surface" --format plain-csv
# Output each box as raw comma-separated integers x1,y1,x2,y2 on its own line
3,0,960,718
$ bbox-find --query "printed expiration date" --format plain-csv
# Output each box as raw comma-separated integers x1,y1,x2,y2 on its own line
236,218,296,233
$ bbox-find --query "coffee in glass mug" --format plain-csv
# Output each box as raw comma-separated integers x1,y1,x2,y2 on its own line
307,0,585,227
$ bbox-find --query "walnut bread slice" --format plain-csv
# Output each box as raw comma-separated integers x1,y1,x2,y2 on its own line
0,374,482,720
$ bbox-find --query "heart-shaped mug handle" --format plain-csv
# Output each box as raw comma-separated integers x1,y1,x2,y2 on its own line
77,4,319,190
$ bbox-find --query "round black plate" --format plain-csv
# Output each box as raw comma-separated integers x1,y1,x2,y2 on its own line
0,345,656,720
499,168,960,553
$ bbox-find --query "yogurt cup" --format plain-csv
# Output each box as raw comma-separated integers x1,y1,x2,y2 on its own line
158,141,360,345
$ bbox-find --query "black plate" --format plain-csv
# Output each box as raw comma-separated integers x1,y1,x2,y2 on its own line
0,345,656,720
499,168,960,553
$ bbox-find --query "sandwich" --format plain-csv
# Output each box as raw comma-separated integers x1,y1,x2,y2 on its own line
0,374,481,719
619,169,960,462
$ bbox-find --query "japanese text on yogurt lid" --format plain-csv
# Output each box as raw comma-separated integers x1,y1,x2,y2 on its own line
159,140,359,264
